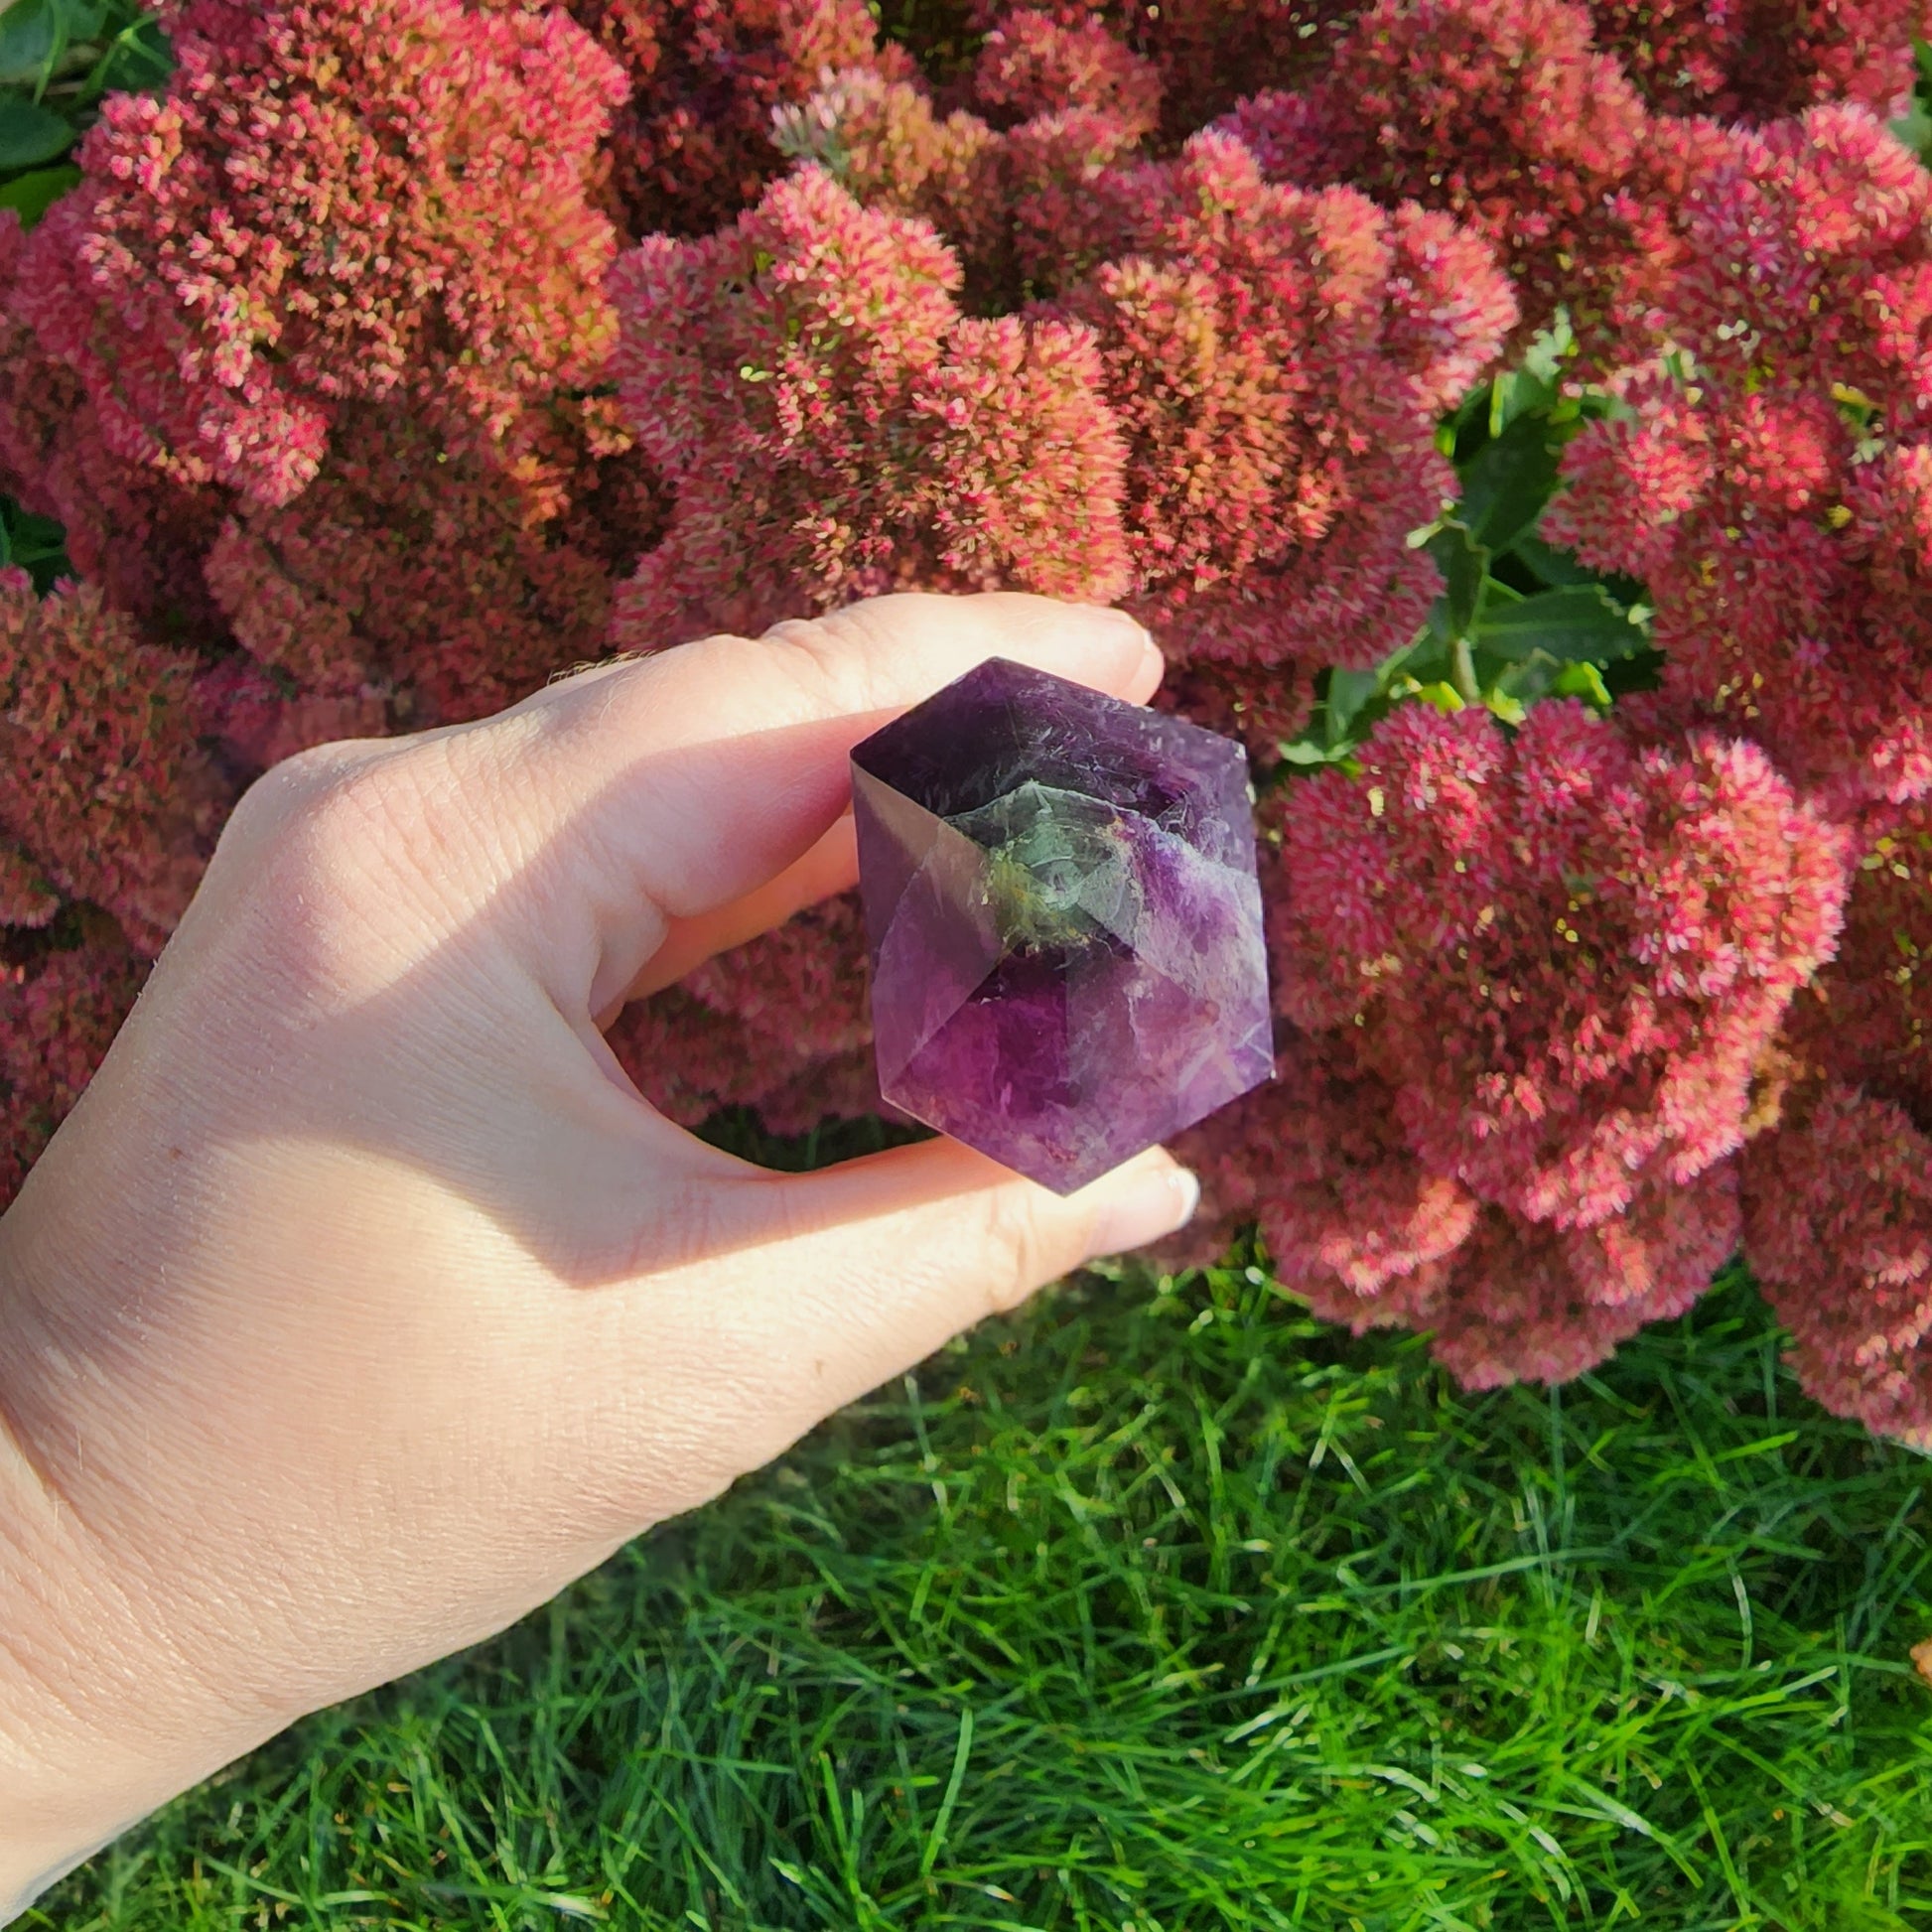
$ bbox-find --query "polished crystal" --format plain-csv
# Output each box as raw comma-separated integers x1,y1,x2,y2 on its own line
850,657,1273,1193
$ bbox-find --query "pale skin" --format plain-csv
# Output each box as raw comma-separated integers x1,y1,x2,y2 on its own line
0,593,1198,1915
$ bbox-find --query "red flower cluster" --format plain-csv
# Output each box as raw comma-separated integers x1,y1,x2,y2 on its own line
0,569,226,956
0,565,212,1197
1742,796,1932,1440
611,128,1513,666
559,0,886,236
20,0,625,508
1282,703,1847,1223
1793,799,1932,1118
1745,1085,1932,1449
1550,106,1932,809
10,0,1932,1441
766,52,1146,304
607,894,879,1131
1185,700,1846,1385
972,0,1927,133
965,3,1359,142
1222,0,1650,342
0,928,148,1202
608,164,1135,639
0,0,656,756
1590,0,1927,119
202,398,654,726
0,215,226,635
1068,133,1514,666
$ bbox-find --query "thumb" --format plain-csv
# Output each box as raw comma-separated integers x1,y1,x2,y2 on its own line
677,1137,1199,1447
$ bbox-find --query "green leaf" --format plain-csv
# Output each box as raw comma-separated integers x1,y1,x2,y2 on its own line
1279,736,1350,767
1440,382,1489,460
1520,314,1576,387
1424,519,1488,637
1398,678,1467,716
1323,667,1382,744
1901,42,1932,156
1553,660,1614,708
0,0,108,94
0,494,71,591
1455,409,1568,557
5,506,67,559
0,96,72,169
1489,650,1616,714
1487,365,1558,441
1509,532,1600,590
0,0,59,87
1474,585,1648,664
0,161,78,225
87,13,172,99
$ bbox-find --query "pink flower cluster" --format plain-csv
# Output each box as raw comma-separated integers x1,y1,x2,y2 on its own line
610,127,1513,668
974,0,1926,135
1221,0,1652,343
1534,96,1932,1435
606,894,880,1133
1551,106,1932,809
0,567,222,1194
0,219,227,635
1589,0,1928,119
9,0,1932,1440
201,398,652,727
960,3,1358,143
559,0,887,236
608,163,1137,640
0,569,226,956
21,0,625,508
1180,701,1847,1385
0,926,147,1202
1745,1085,1932,1449
1742,797,1932,1441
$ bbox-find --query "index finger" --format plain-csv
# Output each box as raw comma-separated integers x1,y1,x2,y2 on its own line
494,593,1162,1019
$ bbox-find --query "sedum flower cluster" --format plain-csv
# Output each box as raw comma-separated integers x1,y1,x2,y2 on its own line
1198,702,1847,1392
5,0,1932,1442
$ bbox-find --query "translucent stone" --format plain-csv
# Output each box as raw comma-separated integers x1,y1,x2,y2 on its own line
851,657,1273,1193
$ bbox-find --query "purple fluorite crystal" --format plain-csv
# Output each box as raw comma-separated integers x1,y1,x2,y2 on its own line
850,657,1273,1194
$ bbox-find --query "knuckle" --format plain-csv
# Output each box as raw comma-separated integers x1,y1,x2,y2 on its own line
975,1185,1056,1313
218,741,364,849
755,608,896,717
199,749,393,928
214,750,466,1003
262,756,418,878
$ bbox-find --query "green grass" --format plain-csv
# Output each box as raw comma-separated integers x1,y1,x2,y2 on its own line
26,1253,1932,1931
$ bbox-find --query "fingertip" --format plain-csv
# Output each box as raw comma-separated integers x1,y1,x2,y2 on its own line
803,592,1157,707
1075,603,1163,707
1128,627,1166,706
1078,1150,1199,1264
1009,598,1160,703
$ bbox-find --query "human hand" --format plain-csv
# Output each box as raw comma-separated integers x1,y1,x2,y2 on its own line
0,594,1196,1909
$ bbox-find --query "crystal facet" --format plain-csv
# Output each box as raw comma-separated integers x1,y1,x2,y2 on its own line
851,657,1273,1193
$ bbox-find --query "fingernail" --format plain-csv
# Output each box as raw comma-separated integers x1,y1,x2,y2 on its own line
1091,605,1162,692
1084,1161,1199,1262
1085,603,1155,650
1136,629,1165,688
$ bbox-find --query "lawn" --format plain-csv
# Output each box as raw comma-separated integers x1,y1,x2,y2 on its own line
27,1240,1932,1931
